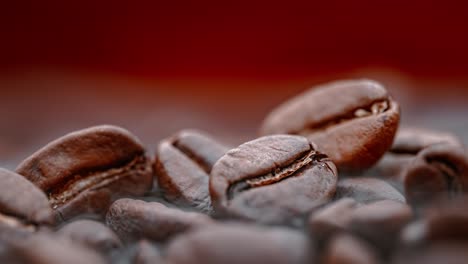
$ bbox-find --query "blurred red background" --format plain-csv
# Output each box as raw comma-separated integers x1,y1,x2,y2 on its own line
2,0,468,78
1,1,467,167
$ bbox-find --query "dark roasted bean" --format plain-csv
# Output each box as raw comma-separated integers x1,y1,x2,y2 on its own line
403,143,468,208
16,125,153,222
106,198,213,242
210,135,337,224
350,200,412,253
323,234,379,264
260,79,400,172
165,224,311,264
57,219,122,254
0,168,54,231
309,198,359,241
336,177,405,204
154,129,229,213
132,240,163,264
0,234,106,264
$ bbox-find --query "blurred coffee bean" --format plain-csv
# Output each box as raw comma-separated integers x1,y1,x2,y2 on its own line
132,240,163,264
0,168,54,229
350,200,412,253
368,127,463,183
336,177,405,204
404,143,468,208
309,198,359,241
0,234,106,264
392,242,468,264
210,135,337,224
422,196,468,241
165,224,311,264
154,129,229,213
391,127,462,154
323,234,379,264
16,125,153,222
260,79,400,172
106,198,213,242
57,219,122,254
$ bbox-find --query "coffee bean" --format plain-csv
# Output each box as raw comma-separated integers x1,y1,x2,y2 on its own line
336,177,405,204
132,240,163,264
16,125,153,222
210,135,337,224
393,242,468,264
0,168,54,229
308,198,359,241
57,219,122,254
106,198,213,242
154,129,229,213
403,143,468,208
368,127,463,181
323,234,379,264
419,196,468,242
391,127,462,155
0,234,106,264
350,200,412,253
260,79,400,172
165,224,311,264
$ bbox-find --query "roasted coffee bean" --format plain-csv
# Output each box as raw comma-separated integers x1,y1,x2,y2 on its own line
165,224,311,264
403,143,468,208
106,198,213,242
16,125,153,222
154,129,229,213
309,198,359,241
336,177,405,204
368,127,462,181
260,79,400,172
57,219,122,254
323,234,379,264
350,200,412,253
391,127,462,154
392,242,468,264
210,135,337,224
0,234,106,264
0,168,54,230
423,196,468,241
132,240,163,264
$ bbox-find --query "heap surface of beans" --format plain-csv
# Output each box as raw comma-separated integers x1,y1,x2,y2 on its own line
1,79,467,264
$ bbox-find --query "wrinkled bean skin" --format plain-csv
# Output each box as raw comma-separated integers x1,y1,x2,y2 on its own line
154,130,228,213
210,135,337,224
260,79,400,172
16,125,153,222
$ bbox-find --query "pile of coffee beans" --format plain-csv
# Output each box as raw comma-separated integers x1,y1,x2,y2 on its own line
1,79,467,264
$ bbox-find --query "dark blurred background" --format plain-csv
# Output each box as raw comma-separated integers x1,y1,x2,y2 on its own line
1,1,468,168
